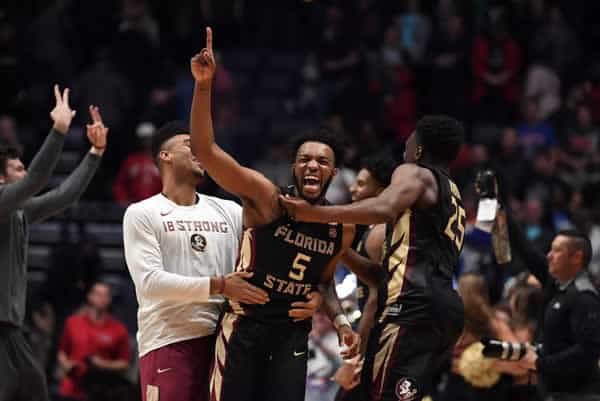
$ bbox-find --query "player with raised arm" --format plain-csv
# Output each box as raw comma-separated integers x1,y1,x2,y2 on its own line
0,86,107,401
281,116,466,401
190,27,359,401
124,120,319,401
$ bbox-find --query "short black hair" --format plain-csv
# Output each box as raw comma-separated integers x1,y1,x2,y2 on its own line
0,142,20,177
290,126,341,166
151,121,190,161
557,229,593,269
415,115,465,164
360,152,397,187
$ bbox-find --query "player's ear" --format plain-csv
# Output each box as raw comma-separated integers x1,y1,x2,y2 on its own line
331,167,338,178
415,145,423,161
159,150,171,164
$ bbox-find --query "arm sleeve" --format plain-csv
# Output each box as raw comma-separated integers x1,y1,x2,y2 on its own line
116,326,131,362
123,205,212,302
0,129,65,218
24,152,101,224
536,292,600,376
506,211,550,285
58,319,72,354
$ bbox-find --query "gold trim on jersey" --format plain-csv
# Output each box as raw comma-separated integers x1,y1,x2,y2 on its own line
210,313,238,401
228,299,246,315
237,228,255,272
372,323,401,399
380,210,411,321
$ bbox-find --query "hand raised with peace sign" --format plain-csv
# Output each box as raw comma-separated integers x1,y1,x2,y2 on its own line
50,84,76,135
190,27,216,89
86,105,108,156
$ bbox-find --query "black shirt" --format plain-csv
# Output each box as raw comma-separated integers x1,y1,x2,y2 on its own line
376,165,465,327
508,219,600,394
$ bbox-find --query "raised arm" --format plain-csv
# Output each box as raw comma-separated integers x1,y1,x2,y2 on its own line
280,164,429,225
123,205,268,304
25,106,107,224
505,211,550,285
189,27,276,209
0,85,74,218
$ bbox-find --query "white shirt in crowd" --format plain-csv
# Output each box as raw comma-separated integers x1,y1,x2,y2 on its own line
123,193,242,357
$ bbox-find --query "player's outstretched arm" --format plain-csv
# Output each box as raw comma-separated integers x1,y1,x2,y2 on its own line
190,27,276,207
280,164,427,225
25,105,107,224
0,85,74,217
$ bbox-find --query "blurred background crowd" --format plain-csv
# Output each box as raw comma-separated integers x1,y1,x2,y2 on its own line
2,0,600,400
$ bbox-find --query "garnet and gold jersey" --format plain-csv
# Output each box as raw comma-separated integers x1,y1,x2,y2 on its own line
355,225,373,312
377,165,465,325
229,214,343,324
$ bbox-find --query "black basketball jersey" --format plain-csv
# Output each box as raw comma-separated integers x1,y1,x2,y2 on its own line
229,214,343,324
376,164,465,325
355,225,373,312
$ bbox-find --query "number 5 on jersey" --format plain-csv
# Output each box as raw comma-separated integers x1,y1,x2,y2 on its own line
289,253,311,281
444,196,466,250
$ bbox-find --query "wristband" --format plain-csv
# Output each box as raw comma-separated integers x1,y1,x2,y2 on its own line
333,314,351,331
219,276,226,295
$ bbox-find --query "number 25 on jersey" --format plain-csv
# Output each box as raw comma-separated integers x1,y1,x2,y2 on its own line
444,196,466,251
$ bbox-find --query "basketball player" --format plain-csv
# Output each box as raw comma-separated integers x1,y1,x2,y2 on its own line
123,121,322,401
0,86,107,401
281,115,466,401
190,27,360,401
334,153,396,399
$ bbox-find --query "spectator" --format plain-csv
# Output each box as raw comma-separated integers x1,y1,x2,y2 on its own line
394,0,431,65
491,127,527,206
516,98,556,159
119,0,160,46
57,282,131,401
524,63,561,122
428,14,469,120
472,9,522,123
112,122,161,205
530,6,580,79
564,103,600,154
317,6,361,115
380,25,404,70
0,115,22,154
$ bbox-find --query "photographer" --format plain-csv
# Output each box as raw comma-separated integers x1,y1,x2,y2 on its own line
480,172,600,401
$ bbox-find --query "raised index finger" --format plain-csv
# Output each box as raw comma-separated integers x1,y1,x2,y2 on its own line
92,106,104,124
206,26,212,51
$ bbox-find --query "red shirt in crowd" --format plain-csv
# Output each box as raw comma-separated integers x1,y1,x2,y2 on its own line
112,152,162,204
59,312,130,400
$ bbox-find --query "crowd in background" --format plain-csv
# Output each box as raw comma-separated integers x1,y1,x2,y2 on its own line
2,0,600,400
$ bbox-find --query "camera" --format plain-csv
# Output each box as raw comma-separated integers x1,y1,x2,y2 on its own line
480,338,542,361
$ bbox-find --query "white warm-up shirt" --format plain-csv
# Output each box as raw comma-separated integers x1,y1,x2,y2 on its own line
123,193,242,356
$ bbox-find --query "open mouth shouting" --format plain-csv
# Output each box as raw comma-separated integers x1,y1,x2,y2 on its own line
302,174,321,196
